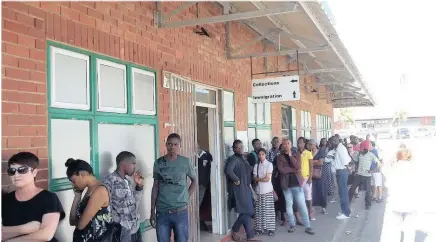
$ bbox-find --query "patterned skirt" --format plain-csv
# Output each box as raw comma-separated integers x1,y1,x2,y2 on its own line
255,192,276,231
323,162,334,195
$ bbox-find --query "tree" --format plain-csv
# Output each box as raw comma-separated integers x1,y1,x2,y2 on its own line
338,108,355,125
393,110,408,126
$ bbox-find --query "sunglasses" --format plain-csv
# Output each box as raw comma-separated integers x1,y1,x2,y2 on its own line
7,166,32,176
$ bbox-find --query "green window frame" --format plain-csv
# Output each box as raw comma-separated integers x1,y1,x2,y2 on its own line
316,114,332,140
46,41,158,232
301,110,311,139
281,105,297,145
248,98,272,151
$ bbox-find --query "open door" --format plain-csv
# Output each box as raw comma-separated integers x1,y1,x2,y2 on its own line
163,71,199,242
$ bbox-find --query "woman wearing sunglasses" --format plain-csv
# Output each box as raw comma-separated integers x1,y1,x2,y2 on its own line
2,152,65,241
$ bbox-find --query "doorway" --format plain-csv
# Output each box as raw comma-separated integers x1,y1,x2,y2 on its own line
195,85,224,239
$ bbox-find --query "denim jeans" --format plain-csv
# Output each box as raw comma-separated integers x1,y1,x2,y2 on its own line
283,187,311,228
156,209,189,242
336,169,351,216
232,213,255,238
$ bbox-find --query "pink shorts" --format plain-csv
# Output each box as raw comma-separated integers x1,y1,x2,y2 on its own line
303,181,312,200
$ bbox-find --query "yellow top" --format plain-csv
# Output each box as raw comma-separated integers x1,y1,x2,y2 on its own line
301,150,313,178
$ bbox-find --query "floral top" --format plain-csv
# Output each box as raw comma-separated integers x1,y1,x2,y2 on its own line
73,186,113,242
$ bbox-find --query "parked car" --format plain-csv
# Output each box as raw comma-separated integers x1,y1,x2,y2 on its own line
413,127,431,138
396,128,410,139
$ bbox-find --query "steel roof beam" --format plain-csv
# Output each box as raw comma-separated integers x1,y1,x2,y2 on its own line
157,6,299,28
299,1,375,105
229,46,330,59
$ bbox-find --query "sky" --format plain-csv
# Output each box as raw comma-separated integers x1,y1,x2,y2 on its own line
326,0,436,119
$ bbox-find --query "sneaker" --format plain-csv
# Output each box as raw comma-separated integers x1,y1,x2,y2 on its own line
288,226,296,233
305,227,315,235
268,230,275,236
310,216,316,221
321,208,328,214
336,214,350,220
255,230,262,236
377,198,384,203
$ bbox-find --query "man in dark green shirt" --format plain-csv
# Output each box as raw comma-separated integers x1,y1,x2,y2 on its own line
150,133,197,242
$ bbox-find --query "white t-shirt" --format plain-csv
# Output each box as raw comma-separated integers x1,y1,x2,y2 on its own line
253,160,274,194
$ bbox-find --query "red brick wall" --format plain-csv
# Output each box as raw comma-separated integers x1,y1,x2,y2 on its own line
1,1,333,189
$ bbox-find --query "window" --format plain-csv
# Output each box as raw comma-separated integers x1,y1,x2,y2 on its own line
248,98,272,151
301,110,312,139
50,48,90,110
248,97,256,124
223,91,234,122
223,91,235,158
47,43,158,231
316,114,332,140
132,68,156,115
282,105,297,145
97,59,127,113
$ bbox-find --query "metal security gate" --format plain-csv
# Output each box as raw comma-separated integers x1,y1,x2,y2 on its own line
163,71,199,242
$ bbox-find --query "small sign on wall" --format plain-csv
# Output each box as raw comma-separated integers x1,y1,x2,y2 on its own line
252,75,300,103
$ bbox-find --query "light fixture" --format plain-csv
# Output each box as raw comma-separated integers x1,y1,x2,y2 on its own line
193,25,211,38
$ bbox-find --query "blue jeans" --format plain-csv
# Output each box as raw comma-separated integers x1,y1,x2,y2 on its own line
156,209,189,242
336,169,351,216
283,187,311,228
232,213,254,238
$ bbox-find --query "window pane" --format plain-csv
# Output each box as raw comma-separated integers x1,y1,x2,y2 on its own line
265,103,271,125
224,126,235,158
98,123,155,222
257,129,272,151
196,87,216,105
256,104,264,124
292,108,297,128
248,98,255,124
282,106,290,130
248,128,256,152
132,68,155,115
52,48,89,109
308,112,311,128
223,91,234,122
98,60,126,112
292,130,297,146
301,110,305,128
50,119,90,179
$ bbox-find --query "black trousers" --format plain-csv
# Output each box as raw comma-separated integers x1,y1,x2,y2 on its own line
348,175,372,207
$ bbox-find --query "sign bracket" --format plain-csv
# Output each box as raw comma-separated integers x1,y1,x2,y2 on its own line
250,51,300,78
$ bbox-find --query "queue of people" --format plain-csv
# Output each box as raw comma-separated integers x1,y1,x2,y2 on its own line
224,133,389,241
2,133,197,242
2,132,390,242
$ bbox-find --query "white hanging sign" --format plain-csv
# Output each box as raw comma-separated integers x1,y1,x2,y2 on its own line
251,75,300,103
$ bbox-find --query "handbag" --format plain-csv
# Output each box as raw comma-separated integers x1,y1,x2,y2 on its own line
272,191,279,201
252,162,260,191
312,165,323,179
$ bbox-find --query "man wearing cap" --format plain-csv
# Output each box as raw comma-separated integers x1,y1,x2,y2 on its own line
348,140,380,210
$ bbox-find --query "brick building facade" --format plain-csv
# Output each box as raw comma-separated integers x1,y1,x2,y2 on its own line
2,2,334,240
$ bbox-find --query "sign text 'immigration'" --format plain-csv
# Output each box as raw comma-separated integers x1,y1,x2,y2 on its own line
251,75,300,103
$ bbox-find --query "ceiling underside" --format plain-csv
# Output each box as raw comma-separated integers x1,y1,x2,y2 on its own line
155,1,375,108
